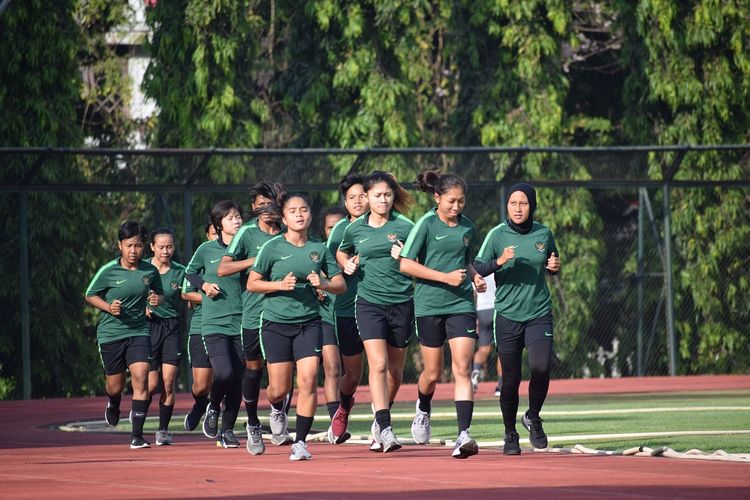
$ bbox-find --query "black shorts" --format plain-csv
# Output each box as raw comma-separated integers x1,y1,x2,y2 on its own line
99,336,151,376
261,318,322,364
149,316,182,370
355,297,413,348
494,311,554,354
477,309,494,347
322,320,339,347
336,316,364,356
242,327,262,361
203,334,243,365
416,313,478,348
188,333,211,369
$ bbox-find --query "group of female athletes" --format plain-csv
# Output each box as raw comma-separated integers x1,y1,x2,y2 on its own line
85,170,561,461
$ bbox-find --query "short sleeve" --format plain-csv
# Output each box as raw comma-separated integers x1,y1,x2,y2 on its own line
85,263,112,296
476,226,501,263
185,244,206,275
464,225,479,265
149,267,165,294
226,227,250,260
321,246,342,279
338,222,356,254
251,240,274,277
401,219,428,260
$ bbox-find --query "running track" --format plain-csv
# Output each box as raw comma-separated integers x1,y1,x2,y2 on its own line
1,376,749,499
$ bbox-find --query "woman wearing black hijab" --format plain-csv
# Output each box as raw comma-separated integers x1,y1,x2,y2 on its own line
473,183,561,455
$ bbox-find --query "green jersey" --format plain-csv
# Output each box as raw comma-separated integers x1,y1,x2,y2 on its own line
475,222,558,322
252,235,341,324
185,239,242,337
326,217,360,317
181,276,202,336
401,209,477,317
148,260,186,319
339,210,414,305
225,219,282,329
86,258,164,344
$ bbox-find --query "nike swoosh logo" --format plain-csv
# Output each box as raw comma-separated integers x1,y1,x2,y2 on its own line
280,255,293,260
116,279,127,285
435,235,449,240
314,348,322,353
357,238,370,244
467,329,476,333
544,331,553,337
210,258,222,263
256,245,262,250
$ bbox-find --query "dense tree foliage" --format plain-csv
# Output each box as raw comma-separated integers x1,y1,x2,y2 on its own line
1,1,748,397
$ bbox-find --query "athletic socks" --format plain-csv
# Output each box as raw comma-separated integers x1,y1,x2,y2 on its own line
242,369,263,426
418,390,434,414
375,409,391,431
455,400,474,434
283,390,293,414
327,401,340,420
472,362,482,373
158,402,174,431
193,393,210,414
340,391,355,411
130,399,148,438
107,392,121,409
389,401,394,410
271,399,285,412
295,415,314,443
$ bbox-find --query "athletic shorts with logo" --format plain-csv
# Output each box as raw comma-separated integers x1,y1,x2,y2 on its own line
336,316,364,356
261,318,323,363
477,308,494,347
99,336,151,376
188,334,211,369
148,316,181,370
494,311,553,353
355,297,413,348
416,313,477,348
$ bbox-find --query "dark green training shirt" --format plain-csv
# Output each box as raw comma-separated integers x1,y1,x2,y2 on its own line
475,221,558,322
225,219,282,330
252,235,341,324
185,239,242,337
148,260,186,319
181,276,202,336
326,217,360,318
401,209,477,317
86,258,164,344
338,210,414,305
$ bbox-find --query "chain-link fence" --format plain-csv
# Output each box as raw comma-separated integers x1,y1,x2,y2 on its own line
2,146,749,399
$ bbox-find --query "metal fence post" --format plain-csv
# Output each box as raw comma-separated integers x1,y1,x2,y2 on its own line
663,181,677,376
637,188,644,376
20,189,31,399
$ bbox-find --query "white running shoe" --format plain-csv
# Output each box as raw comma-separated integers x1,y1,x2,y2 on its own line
470,370,481,393
451,430,479,459
411,400,431,444
155,429,174,446
380,426,402,453
245,422,265,455
290,440,312,461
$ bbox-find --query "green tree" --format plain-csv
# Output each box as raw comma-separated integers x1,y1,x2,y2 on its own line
623,0,750,373
0,0,104,398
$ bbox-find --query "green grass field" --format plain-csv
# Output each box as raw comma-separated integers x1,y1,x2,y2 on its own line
132,390,750,454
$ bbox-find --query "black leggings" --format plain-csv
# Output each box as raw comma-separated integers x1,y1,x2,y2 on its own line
204,334,244,432
499,340,552,432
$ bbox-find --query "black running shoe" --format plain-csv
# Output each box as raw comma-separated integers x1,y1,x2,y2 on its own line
184,405,201,431
503,430,521,455
130,436,151,449
521,411,548,449
217,429,240,448
202,405,220,439
105,403,120,427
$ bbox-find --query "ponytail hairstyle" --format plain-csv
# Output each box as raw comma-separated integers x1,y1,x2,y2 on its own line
210,200,242,236
248,181,286,221
118,220,148,242
416,169,467,196
363,170,414,214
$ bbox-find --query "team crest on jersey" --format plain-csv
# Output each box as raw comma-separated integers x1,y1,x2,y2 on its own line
535,241,546,253
142,275,152,285
387,233,399,243
309,251,321,263
463,235,471,247
170,281,180,290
